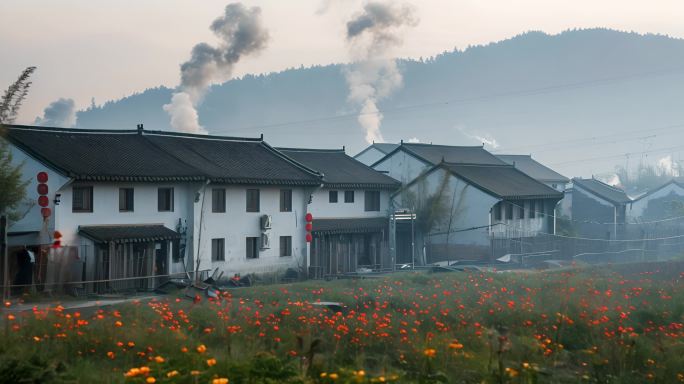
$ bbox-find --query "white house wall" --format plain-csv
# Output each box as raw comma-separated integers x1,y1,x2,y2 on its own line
196,185,308,276
307,188,390,219
396,169,499,248
55,182,198,279
372,150,429,185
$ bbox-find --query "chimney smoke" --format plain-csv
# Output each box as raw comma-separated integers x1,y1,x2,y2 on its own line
343,1,418,144
163,3,269,134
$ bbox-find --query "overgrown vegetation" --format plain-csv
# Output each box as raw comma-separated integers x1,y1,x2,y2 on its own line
0,66,35,220
1,261,683,383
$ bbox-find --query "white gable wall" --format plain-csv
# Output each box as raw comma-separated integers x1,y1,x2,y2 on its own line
7,144,70,235
372,150,430,185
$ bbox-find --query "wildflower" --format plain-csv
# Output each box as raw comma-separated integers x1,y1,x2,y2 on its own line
190,370,200,376
146,377,156,383
423,348,437,358
329,373,339,380
6,314,15,321
206,358,217,367
107,351,115,359
212,379,229,384
167,370,179,378
154,356,165,363
196,344,207,354
448,341,464,350
115,321,123,327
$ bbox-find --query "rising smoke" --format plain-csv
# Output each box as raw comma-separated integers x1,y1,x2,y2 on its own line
344,1,418,144
164,3,269,133
35,98,77,127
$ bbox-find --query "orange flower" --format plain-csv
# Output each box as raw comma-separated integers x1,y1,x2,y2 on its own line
196,344,207,354
115,321,123,327
166,370,179,378
146,377,156,383
206,358,217,367
6,314,15,321
448,341,464,350
423,348,437,358
154,356,165,363
212,379,229,384
107,351,115,359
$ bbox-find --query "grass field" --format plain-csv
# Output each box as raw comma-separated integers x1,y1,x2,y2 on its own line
1,261,683,383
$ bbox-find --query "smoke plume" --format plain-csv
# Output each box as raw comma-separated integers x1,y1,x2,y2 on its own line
344,1,418,144
35,98,77,127
164,3,269,133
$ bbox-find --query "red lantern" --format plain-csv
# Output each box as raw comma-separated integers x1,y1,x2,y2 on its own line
37,183,49,195
37,172,48,183
38,195,50,207
305,213,313,243
41,207,52,218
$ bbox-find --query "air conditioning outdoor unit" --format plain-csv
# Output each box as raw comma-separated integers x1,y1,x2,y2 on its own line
260,232,271,249
260,214,272,230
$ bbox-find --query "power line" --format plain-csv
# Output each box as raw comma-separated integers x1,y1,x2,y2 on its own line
209,65,684,135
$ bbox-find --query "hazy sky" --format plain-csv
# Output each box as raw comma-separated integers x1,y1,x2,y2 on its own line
2,0,684,124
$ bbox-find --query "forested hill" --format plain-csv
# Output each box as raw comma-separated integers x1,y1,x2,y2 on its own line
76,29,684,177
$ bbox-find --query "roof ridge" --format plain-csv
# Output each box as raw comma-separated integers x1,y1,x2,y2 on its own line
5,124,138,134
276,147,345,153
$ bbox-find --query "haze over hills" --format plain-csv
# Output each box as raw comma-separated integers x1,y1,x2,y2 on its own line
75,28,684,178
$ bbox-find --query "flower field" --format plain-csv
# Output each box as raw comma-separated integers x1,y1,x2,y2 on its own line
1,261,684,383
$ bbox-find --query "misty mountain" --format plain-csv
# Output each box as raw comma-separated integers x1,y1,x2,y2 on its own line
76,28,684,177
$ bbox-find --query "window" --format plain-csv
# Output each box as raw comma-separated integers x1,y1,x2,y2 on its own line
279,236,292,257
246,237,259,259
246,189,260,212
158,188,174,212
364,191,380,211
494,202,502,221
212,188,226,213
506,203,513,220
344,190,355,203
518,203,525,219
329,190,338,203
72,186,93,212
211,238,225,261
119,188,134,212
529,200,536,218
280,189,292,212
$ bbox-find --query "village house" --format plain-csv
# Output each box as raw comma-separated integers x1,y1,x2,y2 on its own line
393,161,563,263
626,180,684,223
4,124,323,293
277,148,400,277
371,142,507,184
495,154,569,192
570,178,631,240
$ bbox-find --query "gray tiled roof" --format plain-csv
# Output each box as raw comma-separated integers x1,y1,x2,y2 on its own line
572,178,632,204
442,163,563,200
378,143,507,166
79,224,180,243
372,143,400,154
278,148,400,189
4,125,322,185
496,154,569,183
312,217,388,235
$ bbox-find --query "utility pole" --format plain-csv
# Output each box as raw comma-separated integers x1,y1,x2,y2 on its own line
1,215,8,301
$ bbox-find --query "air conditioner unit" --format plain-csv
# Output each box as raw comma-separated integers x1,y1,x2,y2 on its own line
260,232,271,249
260,214,272,230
